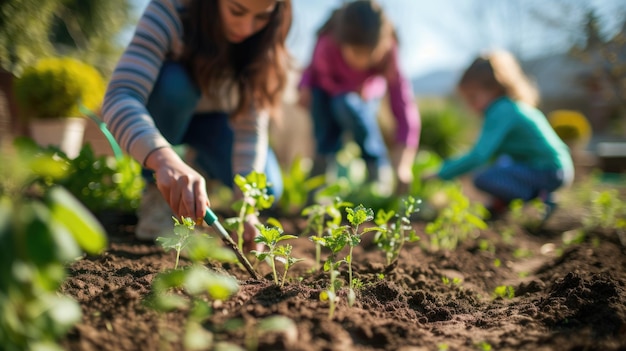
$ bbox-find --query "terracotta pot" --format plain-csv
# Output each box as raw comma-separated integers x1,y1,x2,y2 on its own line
29,117,86,158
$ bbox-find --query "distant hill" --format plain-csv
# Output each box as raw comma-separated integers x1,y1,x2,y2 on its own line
411,54,591,100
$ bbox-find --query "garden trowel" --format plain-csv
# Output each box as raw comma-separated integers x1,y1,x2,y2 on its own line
204,209,260,280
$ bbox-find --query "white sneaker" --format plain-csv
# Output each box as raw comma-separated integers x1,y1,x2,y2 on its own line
135,183,175,241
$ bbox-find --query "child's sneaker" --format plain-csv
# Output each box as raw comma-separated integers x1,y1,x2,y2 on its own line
135,183,175,241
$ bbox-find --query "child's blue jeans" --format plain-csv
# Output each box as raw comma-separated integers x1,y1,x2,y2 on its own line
142,61,283,198
310,88,390,169
473,156,568,203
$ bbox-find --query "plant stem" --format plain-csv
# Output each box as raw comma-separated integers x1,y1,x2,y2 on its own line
237,202,248,251
281,265,288,288
174,247,181,270
348,245,354,290
315,243,321,271
270,255,278,284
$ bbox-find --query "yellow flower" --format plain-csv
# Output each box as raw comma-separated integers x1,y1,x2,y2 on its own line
548,110,592,146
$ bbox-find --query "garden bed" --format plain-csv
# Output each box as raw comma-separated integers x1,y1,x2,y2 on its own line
59,193,626,351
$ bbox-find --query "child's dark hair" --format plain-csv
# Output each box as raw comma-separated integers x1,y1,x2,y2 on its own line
317,0,393,50
459,50,539,107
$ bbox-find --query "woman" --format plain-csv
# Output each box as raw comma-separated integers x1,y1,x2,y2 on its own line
102,0,291,246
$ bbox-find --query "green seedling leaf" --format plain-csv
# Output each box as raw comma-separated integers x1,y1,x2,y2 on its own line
184,321,214,351
46,186,107,255
186,235,237,263
182,266,239,300
257,316,297,333
346,205,374,226
150,293,189,312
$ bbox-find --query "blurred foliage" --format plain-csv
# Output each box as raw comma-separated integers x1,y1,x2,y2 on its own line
0,0,133,75
14,57,105,119
417,98,475,158
570,11,626,129
0,145,107,351
14,137,144,213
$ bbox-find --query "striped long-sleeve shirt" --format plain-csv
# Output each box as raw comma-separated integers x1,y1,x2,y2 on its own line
102,0,269,176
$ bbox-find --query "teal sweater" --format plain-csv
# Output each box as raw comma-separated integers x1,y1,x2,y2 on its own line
438,97,573,180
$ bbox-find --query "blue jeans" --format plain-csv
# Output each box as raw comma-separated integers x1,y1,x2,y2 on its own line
310,88,389,168
473,156,566,203
143,61,283,198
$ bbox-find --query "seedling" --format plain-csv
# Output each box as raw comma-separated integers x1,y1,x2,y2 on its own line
302,197,352,271
313,223,350,319
149,228,239,350
275,244,304,287
157,216,196,269
315,204,380,313
508,198,548,230
373,196,421,266
493,285,515,299
226,171,275,251
252,221,301,286
583,189,626,231
425,183,488,251
279,156,325,216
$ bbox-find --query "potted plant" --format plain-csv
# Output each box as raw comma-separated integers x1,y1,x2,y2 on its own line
13,57,105,158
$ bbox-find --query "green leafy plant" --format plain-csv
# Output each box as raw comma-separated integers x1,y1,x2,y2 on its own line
508,198,548,230
13,56,105,119
302,197,352,271
344,205,379,305
0,150,107,351
425,183,488,251
14,138,144,213
493,285,515,299
314,204,380,315
252,220,302,286
227,171,275,251
373,196,421,266
157,217,197,270
149,220,240,350
583,189,626,231
279,156,325,216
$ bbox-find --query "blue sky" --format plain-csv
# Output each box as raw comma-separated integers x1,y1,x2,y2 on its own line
125,0,626,78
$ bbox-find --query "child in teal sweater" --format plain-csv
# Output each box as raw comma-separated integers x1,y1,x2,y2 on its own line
429,51,574,218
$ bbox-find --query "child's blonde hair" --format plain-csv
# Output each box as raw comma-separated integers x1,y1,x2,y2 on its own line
459,50,540,107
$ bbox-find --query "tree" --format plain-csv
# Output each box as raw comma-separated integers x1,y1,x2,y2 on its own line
0,0,133,75
570,12,626,113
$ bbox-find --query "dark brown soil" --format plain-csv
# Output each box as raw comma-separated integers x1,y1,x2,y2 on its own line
60,197,626,351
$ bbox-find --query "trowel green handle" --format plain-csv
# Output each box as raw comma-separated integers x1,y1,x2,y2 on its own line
204,208,218,225
204,209,260,280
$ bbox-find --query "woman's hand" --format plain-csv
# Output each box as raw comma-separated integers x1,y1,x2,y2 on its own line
145,147,210,223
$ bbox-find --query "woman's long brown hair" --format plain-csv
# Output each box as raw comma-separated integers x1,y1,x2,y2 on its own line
180,0,292,119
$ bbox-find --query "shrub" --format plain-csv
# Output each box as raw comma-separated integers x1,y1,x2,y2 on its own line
13,57,105,119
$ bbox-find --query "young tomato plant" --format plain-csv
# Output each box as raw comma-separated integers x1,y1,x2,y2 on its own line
373,196,421,266
425,183,488,251
157,216,196,269
314,204,379,316
149,220,240,350
226,171,275,251
344,205,379,305
252,219,302,286
302,197,352,271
